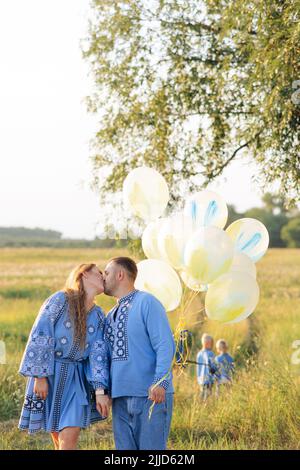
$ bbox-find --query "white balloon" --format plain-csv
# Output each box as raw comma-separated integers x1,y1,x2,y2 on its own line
226,218,269,262
229,252,257,279
135,259,182,311
179,269,208,292
184,226,234,284
123,166,169,221
142,219,167,260
184,190,228,229
157,213,193,269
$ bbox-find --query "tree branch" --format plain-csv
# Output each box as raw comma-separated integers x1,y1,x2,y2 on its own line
207,131,263,179
160,20,221,34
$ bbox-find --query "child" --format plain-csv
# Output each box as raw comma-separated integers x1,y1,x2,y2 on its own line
215,339,234,396
196,333,216,400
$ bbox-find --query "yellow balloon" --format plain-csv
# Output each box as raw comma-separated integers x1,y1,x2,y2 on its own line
180,269,208,292
205,272,259,323
229,252,257,279
135,259,182,311
184,226,234,284
142,219,167,260
123,167,169,221
157,213,193,269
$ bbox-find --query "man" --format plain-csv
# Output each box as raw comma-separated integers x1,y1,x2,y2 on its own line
102,256,175,450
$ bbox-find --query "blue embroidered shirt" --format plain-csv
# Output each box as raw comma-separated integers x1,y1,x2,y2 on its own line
104,290,175,398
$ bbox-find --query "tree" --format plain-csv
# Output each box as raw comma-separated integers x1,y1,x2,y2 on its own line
281,218,300,247
83,0,300,233
262,193,289,215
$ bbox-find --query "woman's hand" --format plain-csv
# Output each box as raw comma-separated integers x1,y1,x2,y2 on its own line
33,377,48,400
96,395,111,418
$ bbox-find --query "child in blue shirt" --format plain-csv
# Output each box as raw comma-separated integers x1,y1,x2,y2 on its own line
196,333,216,400
215,339,234,396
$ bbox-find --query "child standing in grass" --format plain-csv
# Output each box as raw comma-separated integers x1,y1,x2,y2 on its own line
215,339,234,396
196,334,216,400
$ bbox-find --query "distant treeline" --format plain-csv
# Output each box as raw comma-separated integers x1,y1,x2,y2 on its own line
0,227,127,249
1,194,299,248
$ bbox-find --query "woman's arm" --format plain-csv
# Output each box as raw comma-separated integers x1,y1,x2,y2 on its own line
86,310,111,416
19,291,66,378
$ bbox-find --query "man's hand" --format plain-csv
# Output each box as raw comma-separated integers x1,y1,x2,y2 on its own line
96,395,111,418
33,377,48,400
148,385,166,404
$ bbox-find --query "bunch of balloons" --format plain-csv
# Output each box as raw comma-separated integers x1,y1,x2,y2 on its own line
123,166,269,324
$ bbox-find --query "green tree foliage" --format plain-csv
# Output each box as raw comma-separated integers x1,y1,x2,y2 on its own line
281,218,300,247
83,0,300,227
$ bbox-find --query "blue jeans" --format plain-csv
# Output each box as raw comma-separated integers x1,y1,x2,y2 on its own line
112,394,173,450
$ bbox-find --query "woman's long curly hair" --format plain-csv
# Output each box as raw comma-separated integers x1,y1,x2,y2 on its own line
63,263,97,350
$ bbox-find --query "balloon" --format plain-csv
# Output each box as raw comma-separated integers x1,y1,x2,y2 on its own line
123,166,169,221
142,219,167,260
184,226,234,284
157,213,193,269
180,269,208,292
184,190,228,230
135,259,182,311
205,272,259,323
226,218,269,262
229,252,257,279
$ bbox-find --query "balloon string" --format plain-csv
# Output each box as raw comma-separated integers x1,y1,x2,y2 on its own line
182,290,199,317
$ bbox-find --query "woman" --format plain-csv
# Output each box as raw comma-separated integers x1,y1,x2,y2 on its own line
18,263,111,450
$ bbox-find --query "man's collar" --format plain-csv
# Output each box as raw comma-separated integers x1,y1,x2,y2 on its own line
117,289,138,304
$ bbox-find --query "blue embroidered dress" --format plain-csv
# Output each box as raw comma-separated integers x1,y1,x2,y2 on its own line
18,291,110,434
104,289,175,398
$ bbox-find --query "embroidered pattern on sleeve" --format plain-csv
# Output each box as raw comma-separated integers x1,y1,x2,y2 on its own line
22,334,55,376
89,340,110,386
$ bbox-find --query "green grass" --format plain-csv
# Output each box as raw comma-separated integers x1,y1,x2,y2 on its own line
0,247,300,449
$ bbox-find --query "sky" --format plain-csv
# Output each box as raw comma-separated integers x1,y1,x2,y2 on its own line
0,0,265,240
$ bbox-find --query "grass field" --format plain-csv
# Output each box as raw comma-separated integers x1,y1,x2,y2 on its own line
0,247,300,450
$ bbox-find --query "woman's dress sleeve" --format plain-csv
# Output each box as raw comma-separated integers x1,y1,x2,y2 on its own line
86,310,110,391
18,291,66,378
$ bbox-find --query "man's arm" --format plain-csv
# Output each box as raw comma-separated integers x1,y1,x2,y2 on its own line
144,295,175,403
